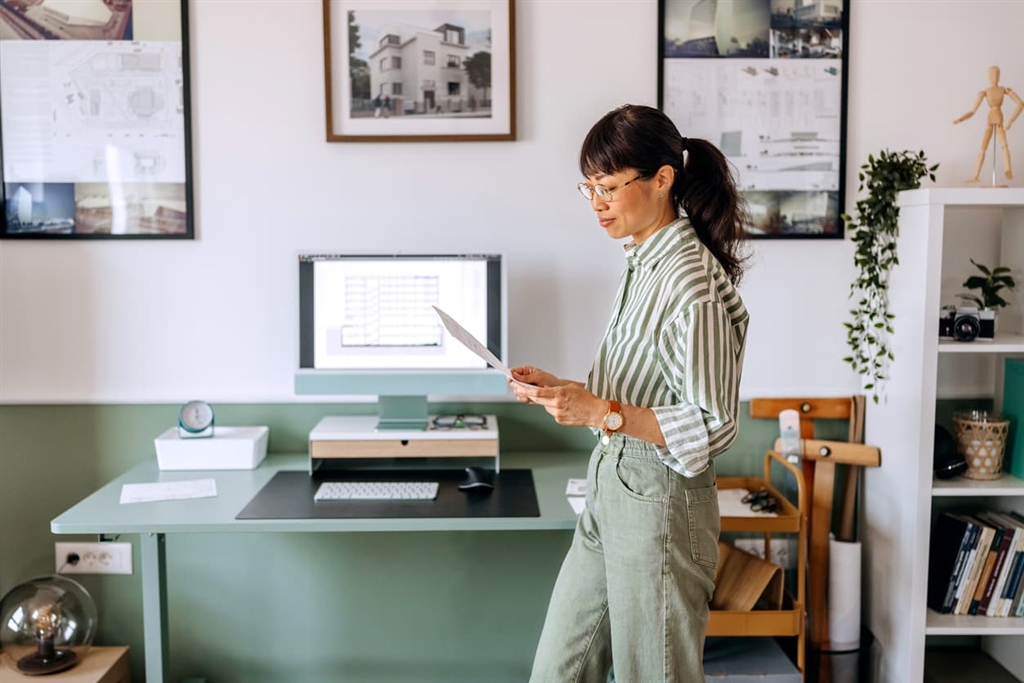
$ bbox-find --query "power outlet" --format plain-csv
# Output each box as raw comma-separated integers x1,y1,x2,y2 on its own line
55,542,133,575
733,537,797,570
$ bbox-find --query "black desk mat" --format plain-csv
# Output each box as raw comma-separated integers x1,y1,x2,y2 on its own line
236,469,539,520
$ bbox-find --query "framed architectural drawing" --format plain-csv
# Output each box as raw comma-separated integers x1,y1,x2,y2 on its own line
324,0,515,142
0,0,194,239
659,0,849,238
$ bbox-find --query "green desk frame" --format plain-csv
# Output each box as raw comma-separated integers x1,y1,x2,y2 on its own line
51,452,586,683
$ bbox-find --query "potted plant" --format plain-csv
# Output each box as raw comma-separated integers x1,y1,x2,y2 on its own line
961,259,1017,339
842,150,938,403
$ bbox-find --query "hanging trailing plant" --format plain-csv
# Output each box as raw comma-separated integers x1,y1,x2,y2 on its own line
842,150,938,403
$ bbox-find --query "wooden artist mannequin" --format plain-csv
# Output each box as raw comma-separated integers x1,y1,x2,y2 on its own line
954,65,1024,183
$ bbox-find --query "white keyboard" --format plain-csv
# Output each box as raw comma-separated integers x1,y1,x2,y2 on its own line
313,481,439,501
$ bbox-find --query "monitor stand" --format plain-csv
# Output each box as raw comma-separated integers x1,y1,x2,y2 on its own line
308,414,500,475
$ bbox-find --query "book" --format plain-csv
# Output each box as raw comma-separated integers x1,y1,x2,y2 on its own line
974,511,1015,615
984,511,1024,616
949,521,982,615
1011,511,1024,617
999,535,1024,616
965,513,1004,615
927,513,978,613
1014,555,1024,616
953,515,993,616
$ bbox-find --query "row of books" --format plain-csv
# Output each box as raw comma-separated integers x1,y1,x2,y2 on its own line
926,509,1024,617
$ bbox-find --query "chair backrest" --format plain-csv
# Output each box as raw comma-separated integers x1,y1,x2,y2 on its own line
749,397,859,440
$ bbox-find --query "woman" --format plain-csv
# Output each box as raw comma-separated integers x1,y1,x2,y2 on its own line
511,104,750,683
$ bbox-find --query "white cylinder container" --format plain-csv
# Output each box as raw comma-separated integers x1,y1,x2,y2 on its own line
828,537,862,651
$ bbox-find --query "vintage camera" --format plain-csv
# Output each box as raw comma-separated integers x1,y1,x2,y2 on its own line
938,305,957,338
952,306,981,342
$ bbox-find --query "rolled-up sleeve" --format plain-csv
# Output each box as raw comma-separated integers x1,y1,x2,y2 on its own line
651,301,741,476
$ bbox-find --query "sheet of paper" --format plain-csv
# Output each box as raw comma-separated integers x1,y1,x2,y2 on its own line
566,478,588,496
432,305,530,386
567,497,586,515
120,478,218,504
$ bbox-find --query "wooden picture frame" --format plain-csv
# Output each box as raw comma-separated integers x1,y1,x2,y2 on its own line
658,0,850,239
324,0,515,142
0,0,195,239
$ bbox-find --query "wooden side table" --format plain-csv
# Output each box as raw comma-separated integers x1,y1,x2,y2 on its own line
0,647,129,683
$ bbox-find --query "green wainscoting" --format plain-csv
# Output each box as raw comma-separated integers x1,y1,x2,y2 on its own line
0,402,849,683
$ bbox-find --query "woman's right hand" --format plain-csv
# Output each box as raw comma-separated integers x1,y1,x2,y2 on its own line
510,365,562,388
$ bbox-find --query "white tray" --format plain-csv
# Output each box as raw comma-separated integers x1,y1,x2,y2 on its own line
155,426,269,470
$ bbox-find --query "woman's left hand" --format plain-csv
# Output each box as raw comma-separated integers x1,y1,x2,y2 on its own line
512,382,603,428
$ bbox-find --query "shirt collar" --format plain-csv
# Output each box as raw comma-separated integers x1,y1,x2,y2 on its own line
623,217,693,272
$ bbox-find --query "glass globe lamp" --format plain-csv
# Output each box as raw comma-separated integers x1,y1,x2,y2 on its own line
0,575,97,675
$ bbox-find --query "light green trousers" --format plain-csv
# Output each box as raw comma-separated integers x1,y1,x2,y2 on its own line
530,433,720,683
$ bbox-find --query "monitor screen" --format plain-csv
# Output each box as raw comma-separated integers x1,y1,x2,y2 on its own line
295,253,507,430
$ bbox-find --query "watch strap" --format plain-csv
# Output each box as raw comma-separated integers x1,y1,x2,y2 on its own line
603,400,624,434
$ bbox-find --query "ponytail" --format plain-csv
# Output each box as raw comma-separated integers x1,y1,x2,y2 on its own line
674,137,749,285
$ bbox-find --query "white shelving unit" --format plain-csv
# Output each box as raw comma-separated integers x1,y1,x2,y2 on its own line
863,187,1024,683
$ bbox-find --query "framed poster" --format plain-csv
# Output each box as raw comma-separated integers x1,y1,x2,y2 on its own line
658,0,849,238
0,0,194,239
324,0,515,142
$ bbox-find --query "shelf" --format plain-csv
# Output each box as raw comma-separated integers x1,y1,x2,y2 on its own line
898,187,1024,208
717,475,801,533
924,649,1021,683
932,473,1024,496
925,609,1024,635
707,599,803,637
938,333,1024,354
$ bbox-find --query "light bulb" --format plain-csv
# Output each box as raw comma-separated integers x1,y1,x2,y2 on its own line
32,604,62,661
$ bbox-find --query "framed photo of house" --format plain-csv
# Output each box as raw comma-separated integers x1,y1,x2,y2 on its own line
324,0,515,142
658,0,849,238
0,0,194,239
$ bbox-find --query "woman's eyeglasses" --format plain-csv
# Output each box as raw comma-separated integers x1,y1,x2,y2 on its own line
741,487,779,513
432,414,488,430
576,174,642,202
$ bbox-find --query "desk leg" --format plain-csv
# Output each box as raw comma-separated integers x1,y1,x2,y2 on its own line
140,532,169,683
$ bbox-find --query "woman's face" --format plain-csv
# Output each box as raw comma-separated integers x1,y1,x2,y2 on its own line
583,167,674,244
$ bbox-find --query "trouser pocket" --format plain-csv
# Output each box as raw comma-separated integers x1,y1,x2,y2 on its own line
685,484,720,568
613,453,670,503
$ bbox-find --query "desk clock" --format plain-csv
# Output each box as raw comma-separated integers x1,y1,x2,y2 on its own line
178,400,214,438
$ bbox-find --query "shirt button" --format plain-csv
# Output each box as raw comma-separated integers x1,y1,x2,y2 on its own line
601,435,610,445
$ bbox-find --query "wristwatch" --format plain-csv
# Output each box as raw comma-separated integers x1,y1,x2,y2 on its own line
602,400,624,435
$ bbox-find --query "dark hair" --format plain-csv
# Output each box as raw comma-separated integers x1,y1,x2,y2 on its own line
579,104,749,284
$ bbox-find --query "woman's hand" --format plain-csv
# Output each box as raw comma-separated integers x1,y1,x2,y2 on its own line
511,381,604,428
509,365,563,388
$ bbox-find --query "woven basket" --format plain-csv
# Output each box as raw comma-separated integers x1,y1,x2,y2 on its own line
952,410,1010,480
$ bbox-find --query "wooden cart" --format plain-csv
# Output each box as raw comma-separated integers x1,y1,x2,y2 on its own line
709,449,807,676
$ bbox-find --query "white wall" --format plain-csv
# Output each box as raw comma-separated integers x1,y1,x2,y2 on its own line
1,0,1022,404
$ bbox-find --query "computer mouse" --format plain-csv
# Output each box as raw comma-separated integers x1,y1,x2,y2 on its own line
458,466,494,492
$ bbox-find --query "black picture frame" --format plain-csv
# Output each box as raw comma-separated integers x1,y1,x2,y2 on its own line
0,0,195,239
658,0,850,239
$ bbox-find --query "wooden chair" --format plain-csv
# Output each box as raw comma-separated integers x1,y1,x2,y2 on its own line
749,397,880,649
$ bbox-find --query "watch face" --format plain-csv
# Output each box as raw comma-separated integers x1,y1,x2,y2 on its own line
604,411,623,431
180,400,214,432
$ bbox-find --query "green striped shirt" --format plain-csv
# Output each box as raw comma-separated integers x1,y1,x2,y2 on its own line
587,217,749,477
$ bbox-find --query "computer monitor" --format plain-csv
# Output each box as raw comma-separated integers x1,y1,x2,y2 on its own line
294,253,508,430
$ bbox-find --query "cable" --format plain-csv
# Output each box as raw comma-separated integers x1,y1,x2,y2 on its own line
57,552,80,574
